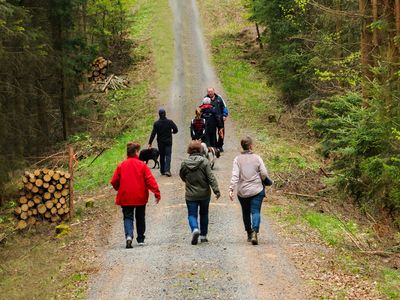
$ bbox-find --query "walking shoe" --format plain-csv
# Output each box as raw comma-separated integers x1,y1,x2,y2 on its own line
126,237,133,249
247,230,253,242
251,231,258,245
138,242,145,246
191,228,200,245
164,171,171,177
200,235,208,243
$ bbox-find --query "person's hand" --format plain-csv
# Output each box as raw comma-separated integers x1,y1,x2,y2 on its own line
148,144,152,149
155,197,160,204
215,192,221,200
229,190,234,201
223,116,227,122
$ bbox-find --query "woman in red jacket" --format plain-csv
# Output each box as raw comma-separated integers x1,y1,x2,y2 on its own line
111,142,161,248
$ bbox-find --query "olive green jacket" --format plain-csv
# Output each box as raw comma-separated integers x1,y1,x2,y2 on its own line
179,153,220,201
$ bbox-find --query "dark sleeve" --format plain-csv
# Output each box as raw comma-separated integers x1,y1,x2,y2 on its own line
171,120,178,134
148,122,157,144
190,120,195,139
214,108,223,128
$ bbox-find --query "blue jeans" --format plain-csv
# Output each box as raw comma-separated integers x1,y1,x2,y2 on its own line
238,189,265,233
186,199,210,236
159,143,172,174
122,205,146,242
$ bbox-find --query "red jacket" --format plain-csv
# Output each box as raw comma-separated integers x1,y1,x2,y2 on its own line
111,156,161,206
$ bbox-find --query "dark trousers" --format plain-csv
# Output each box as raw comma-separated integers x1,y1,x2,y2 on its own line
238,189,265,233
205,126,217,148
122,205,146,243
186,199,210,236
158,143,172,174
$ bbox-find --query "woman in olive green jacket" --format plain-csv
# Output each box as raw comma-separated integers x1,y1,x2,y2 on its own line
180,140,220,245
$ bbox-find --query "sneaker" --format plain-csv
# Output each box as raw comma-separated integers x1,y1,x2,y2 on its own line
126,237,133,249
164,171,171,177
138,242,145,246
200,235,208,243
251,231,258,245
191,228,200,245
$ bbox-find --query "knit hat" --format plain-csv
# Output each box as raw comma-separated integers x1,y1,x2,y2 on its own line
202,97,211,105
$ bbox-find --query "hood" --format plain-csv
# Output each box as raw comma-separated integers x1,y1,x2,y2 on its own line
183,154,205,170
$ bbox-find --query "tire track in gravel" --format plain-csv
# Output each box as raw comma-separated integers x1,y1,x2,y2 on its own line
87,0,308,299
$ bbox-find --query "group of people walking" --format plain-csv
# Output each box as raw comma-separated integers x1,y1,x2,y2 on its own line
110,88,271,248
191,87,228,150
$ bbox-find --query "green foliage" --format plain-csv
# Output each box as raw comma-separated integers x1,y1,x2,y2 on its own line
251,0,312,103
378,268,400,299
310,92,400,215
304,211,358,246
250,0,360,103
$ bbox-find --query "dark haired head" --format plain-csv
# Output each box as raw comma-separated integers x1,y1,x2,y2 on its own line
159,108,166,119
127,142,140,157
240,136,253,151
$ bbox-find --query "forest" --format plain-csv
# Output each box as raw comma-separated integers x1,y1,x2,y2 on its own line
0,0,399,223
0,0,133,201
248,0,400,223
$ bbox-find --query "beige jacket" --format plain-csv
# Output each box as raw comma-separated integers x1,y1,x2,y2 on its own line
229,151,269,198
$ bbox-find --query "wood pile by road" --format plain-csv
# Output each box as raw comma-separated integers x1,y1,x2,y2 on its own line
88,57,112,82
15,169,72,229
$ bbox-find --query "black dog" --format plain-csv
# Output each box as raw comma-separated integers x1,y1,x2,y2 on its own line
139,148,160,169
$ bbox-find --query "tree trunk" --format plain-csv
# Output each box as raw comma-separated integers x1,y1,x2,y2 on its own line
372,0,379,46
360,0,373,100
395,0,400,36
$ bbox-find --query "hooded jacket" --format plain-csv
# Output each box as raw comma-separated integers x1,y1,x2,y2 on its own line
179,153,220,201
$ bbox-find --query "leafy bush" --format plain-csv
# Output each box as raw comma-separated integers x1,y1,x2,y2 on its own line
310,93,400,218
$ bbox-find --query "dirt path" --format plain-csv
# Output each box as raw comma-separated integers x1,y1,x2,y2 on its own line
87,0,307,298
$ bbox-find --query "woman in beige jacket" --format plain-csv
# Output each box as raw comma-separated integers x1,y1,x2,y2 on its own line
229,136,270,245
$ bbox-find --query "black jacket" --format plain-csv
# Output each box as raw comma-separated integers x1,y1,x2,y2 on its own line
205,94,228,118
149,117,178,145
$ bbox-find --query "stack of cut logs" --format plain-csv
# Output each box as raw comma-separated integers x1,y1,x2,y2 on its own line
15,169,72,230
88,57,112,82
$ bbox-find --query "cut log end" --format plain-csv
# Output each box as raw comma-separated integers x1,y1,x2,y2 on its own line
17,220,27,230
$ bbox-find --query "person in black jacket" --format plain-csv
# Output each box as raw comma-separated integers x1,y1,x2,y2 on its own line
148,108,178,177
206,87,229,152
199,97,222,147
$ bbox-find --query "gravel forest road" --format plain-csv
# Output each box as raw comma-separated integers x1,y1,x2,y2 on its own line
87,0,307,299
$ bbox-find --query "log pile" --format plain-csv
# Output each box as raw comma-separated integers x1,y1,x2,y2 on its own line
15,169,72,230
88,57,112,82
102,75,129,92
